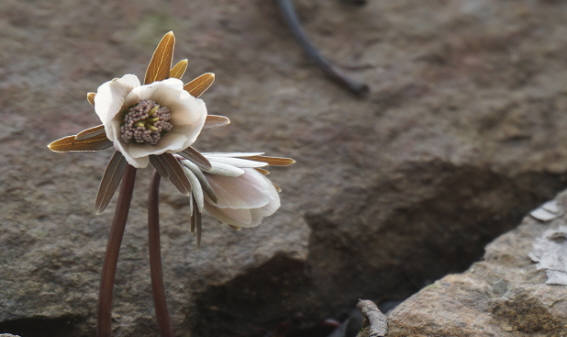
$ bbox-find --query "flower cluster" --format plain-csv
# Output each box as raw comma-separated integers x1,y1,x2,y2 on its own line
48,31,294,243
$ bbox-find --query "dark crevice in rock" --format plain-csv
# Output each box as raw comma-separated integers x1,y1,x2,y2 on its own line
192,254,327,337
0,315,84,337
192,160,567,337
306,161,567,313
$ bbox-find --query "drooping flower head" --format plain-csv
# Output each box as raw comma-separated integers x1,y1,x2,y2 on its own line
176,152,294,245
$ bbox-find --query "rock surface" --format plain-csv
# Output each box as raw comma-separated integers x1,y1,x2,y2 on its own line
2,0,567,336
388,192,567,337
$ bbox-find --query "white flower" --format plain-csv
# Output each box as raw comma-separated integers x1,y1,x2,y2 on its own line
94,74,207,168
204,166,280,228
47,31,226,214
179,152,294,234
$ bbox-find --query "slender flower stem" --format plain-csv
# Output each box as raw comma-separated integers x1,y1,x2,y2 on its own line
148,171,174,337
97,165,137,337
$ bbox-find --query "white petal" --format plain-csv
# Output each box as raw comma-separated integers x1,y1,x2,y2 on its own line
188,194,194,216
183,167,204,213
124,78,184,106
203,152,265,158
95,74,140,129
205,203,252,227
205,162,245,177
113,136,149,168
204,192,280,228
181,159,217,200
126,131,189,158
203,169,281,228
206,169,275,209
170,93,207,126
206,157,268,168
102,117,148,168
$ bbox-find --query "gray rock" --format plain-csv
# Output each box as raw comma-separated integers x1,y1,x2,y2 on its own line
388,191,567,337
356,300,387,337
3,0,567,336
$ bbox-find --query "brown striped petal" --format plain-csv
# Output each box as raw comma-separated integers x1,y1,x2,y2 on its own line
75,124,105,141
170,59,188,79
47,133,112,152
87,92,96,105
204,115,230,129
273,182,282,193
179,146,212,170
243,155,296,166
150,155,170,178
255,168,271,175
184,73,215,97
95,151,127,214
151,154,192,195
144,31,175,84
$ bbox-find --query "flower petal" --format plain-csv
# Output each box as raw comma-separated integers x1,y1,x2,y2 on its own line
205,162,245,177
126,130,192,158
75,124,105,141
124,78,184,107
203,152,264,158
47,133,112,152
205,204,252,227
150,154,192,195
183,167,204,213
204,115,230,129
180,159,218,202
95,151,127,214
255,168,270,175
179,146,212,170
144,31,175,84
95,74,140,129
169,97,207,135
101,117,147,167
188,194,194,220
243,155,296,166
191,197,202,247
184,73,215,97
207,156,269,168
170,59,189,79
205,168,275,209
87,92,96,105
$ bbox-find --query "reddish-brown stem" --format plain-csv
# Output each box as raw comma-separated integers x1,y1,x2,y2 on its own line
148,171,174,337
97,165,137,337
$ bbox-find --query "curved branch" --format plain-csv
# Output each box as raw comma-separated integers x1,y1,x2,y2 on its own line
275,0,369,95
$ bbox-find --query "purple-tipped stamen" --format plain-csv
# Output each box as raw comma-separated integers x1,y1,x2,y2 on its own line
120,99,173,145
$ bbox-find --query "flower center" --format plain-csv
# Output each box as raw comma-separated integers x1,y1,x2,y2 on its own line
120,99,173,145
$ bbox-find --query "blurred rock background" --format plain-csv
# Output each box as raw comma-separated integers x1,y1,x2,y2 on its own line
2,0,567,336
